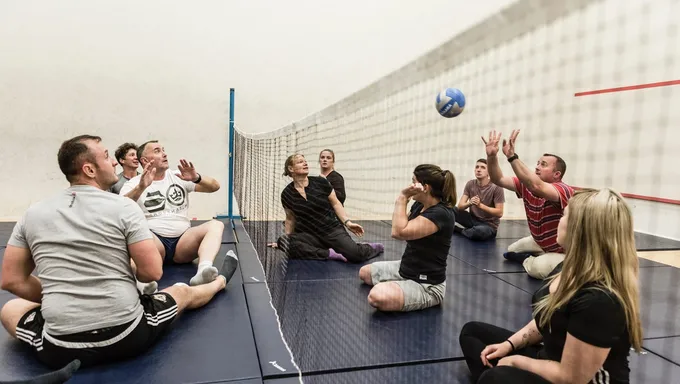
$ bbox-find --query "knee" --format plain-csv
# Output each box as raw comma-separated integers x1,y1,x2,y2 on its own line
367,285,393,310
367,288,384,309
208,219,225,233
0,299,23,333
359,265,372,285
0,301,12,331
459,321,483,340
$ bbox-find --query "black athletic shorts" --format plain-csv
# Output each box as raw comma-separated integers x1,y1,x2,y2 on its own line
15,292,178,369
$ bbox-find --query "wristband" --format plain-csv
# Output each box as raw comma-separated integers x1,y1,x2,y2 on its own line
193,173,202,184
505,339,516,351
343,219,351,226
507,154,519,163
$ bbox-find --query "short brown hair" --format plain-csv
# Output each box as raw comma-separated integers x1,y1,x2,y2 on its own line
543,153,566,178
57,135,101,182
115,142,138,164
137,140,158,164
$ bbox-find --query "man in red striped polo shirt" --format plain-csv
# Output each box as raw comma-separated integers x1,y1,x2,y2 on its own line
482,129,574,279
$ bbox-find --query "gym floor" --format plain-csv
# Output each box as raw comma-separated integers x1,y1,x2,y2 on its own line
0,219,679,383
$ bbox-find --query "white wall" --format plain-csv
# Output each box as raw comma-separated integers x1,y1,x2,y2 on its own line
0,0,514,220
236,0,680,240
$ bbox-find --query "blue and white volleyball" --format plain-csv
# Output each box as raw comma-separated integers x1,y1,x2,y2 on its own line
435,88,466,118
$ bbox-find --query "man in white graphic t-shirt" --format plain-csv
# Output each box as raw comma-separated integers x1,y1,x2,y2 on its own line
120,140,225,287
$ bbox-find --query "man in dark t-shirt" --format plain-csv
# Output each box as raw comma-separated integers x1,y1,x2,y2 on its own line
454,159,505,241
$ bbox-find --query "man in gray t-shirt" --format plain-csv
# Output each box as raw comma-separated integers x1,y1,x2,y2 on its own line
0,135,231,369
454,159,505,241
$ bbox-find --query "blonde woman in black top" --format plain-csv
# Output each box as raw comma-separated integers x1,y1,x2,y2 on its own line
459,188,643,383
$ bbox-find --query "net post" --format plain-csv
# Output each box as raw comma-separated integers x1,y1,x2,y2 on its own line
228,87,235,227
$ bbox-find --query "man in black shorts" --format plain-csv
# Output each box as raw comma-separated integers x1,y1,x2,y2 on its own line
0,135,232,369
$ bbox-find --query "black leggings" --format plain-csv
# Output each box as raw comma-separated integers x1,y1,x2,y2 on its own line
459,321,551,383
277,226,381,263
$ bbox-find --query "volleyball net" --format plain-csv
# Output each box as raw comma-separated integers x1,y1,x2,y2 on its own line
230,0,679,379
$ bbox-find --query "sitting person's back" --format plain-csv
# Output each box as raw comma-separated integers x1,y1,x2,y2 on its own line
12,185,147,335
1,134,232,370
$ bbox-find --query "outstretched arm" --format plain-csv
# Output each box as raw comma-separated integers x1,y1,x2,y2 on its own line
500,130,563,202
483,132,517,192
329,190,364,236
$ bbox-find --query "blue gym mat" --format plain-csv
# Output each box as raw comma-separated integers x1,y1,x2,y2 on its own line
0,243,265,384
2,218,680,383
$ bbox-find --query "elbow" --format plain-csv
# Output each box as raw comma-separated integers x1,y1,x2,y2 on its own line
496,210,504,219
391,229,403,240
489,174,501,184
137,268,163,283
1,276,23,293
1,279,14,292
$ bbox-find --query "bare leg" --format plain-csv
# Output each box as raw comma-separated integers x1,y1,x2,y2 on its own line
174,220,224,264
162,276,227,314
359,265,373,285
1,298,40,338
367,282,405,312
174,220,225,286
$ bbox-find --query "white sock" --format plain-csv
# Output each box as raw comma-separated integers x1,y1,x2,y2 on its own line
190,261,218,286
136,280,158,295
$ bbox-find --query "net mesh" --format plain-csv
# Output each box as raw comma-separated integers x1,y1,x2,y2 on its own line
233,0,679,381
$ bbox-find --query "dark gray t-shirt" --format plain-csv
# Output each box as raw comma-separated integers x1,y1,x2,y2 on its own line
8,185,152,335
109,171,138,195
463,179,505,229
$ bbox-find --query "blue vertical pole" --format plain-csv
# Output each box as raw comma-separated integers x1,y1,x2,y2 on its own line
228,88,235,224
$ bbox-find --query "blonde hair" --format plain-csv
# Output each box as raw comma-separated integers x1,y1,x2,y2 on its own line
532,188,643,351
283,154,304,177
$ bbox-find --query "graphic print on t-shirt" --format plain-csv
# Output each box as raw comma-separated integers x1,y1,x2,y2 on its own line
144,191,166,212
166,184,187,207
143,184,188,213
119,170,196,237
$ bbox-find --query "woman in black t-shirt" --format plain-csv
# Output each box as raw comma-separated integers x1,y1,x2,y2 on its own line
358,164,457,312
273,154,384,263
459,188,643,383
318,149,346,205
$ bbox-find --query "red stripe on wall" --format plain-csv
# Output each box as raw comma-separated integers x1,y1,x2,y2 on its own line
573,187,680,206
574,79,680,97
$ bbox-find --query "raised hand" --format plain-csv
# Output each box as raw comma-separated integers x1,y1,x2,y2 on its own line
502,129,520,158
177,159,199,182
481,130,502,157
139,160,157,189
401,182,425,198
